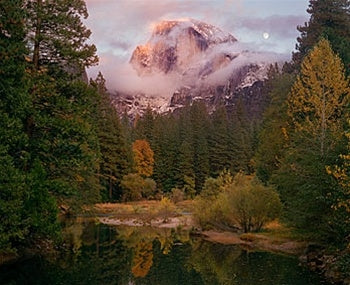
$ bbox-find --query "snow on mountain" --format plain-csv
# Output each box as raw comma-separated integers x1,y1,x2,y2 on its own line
112,19,285,117
130,19,237,75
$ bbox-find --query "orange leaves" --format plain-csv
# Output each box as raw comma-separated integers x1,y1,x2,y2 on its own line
132,140,154,177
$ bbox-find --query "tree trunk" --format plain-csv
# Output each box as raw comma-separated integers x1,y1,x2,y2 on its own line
33,0,42,70
109,171,112,200
321,84,326,158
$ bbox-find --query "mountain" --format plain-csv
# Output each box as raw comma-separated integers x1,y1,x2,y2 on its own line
130,19,237,75
112,19,284,118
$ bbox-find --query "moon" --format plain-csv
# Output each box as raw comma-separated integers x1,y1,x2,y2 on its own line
263,32,270,40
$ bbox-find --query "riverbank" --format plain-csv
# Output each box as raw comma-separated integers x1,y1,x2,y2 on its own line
95,200,307,255
94,200,349,284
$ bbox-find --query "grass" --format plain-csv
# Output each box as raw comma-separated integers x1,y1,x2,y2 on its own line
240,220,311,244
94,200,196,225
96,200,194,215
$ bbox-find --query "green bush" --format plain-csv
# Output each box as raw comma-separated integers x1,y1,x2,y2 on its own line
194,172,282,232
201,169,233,199
336,252,350,278
223,175,282,232
182,175,196,199
120,173,156,201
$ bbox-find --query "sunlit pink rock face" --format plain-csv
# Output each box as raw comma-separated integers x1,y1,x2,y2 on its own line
130,19,237,75
115,19,285,118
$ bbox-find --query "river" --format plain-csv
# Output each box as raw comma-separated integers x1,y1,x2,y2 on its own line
0,219,329,285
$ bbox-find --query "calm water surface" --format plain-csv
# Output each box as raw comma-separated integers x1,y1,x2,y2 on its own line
0,220,329,285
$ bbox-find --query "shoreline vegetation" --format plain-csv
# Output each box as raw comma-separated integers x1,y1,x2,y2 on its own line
1,200,348,284
94,200,307,255
94,200,350,284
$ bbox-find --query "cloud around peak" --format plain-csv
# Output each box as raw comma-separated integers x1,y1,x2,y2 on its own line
84,0,308,87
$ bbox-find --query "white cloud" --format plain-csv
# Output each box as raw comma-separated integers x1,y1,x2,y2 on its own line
85,0,308,89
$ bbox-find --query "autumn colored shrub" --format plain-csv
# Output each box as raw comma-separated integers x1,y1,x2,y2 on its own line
194,172,282,232
170,188,184,204
157,197,176,222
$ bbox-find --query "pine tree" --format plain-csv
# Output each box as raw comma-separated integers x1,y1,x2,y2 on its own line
176,104,195,189
28,77,102,208
0,0,28,252
0,0,59,251
91,72,131,201
255,71,295,183
293,0,350,73
25,0,98,72
151,114,179,192
23,0,102,209
178,139,195,187
327,121,350,243
208,106,232,176
276,39,350,239
133,106,155,144
0,146,26,252
229,98,253,173
190,101,210,192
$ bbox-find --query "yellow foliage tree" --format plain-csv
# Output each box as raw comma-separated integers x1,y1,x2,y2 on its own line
132,139,154,177
288,38,349,157
284,38,350,238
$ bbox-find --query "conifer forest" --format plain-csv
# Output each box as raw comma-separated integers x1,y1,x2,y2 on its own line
0,0,349,284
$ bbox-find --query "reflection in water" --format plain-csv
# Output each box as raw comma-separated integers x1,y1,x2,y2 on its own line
132,241,153,277
0,220,328,285
190,241,242,284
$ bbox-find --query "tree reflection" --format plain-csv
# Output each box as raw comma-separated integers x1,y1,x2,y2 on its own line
0,220,326,285
131,241,153,277
188,240,242,284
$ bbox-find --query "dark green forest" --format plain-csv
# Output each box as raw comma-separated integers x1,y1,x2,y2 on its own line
0,0,349,267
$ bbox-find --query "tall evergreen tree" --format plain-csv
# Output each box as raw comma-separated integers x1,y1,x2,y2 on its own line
133,106,155,143
91,72,130,201
229,98,253,173
327,120,350,244
255,71,296,184
190,101,210,192
0,0,59,252
23,0,102,209
178,139,195,187
293,0,350,73
0,0,29,252
151,114,179,192
28,76,102,208
25,0,98,72
208,106,232,176
176,104,195,188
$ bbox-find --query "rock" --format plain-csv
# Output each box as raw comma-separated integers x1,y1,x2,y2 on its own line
299,254,307,263
113,18,285,119
130,19,237,75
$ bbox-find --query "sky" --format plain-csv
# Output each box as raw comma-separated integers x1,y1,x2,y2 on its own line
84,0,310,86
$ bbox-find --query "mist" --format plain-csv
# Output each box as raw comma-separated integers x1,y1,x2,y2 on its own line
91,40,289,98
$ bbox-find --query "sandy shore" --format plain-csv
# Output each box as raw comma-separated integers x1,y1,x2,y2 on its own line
201,230,307,255
99,215,307,255
99,215,194,229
